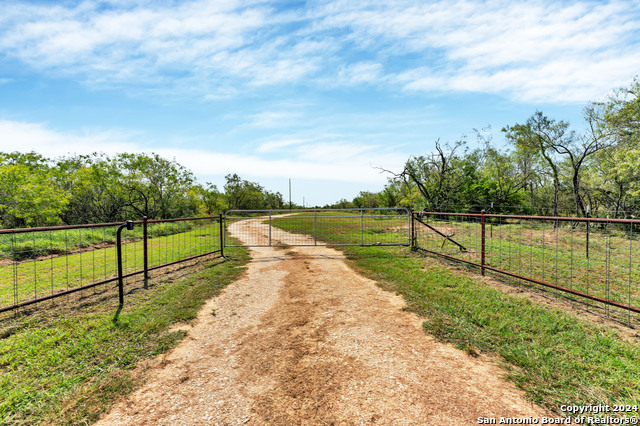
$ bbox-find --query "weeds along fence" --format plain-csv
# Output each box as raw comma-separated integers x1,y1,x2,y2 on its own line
412,211,640,325
0,215,223,314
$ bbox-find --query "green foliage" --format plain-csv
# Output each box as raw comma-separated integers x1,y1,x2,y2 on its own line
57,153,198,223
0,246,249,425
0,151,286,228
0,153,68,227
197,182,225,215
224,173,284,211
363,77,640,217
352,191,380,208
325,198,356,209
596,79,640,201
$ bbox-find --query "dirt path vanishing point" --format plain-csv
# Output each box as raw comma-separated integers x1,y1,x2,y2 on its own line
98,218,548,425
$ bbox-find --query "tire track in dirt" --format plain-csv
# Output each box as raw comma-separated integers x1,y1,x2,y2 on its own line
97,218,549,425
234,249,364,424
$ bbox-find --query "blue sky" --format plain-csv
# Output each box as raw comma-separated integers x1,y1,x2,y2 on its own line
1,0,639,206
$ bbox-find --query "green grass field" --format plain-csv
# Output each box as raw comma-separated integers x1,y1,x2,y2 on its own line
0,245,249,425
271,214,640,415
0,220,222,311
227,210,411,247
0,221,196,261
414,216,640,317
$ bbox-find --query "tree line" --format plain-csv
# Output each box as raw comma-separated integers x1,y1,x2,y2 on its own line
0,152,285,228
3,78,638,227
328,78,640,218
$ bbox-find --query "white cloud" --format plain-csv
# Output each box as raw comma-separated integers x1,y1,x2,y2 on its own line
249,111,303,128
320,0,640,102
1,0,639,103
257,138,309,153
336,62,384,85
0,120,138,157
0,119,405,185
0,0,288,91
156,147,401,184
293,141,378,162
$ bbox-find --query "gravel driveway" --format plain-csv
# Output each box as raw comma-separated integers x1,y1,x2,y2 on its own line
97,218,547,425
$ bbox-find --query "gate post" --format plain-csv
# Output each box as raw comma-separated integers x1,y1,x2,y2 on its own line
409,209,415,250
116,220,134,306
314,210,317,246
269,210,272,246
481,210,486,276
219,213,224,258
360,209,364,246
585,207,590,259
143,216,148,289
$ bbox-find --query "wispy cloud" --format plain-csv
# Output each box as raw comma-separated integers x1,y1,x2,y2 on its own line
249,111,304,128
319,0,640,102
0,120,138,157
1,0,638,102
0,119,406,184
335,62,385,86
0,0,308,95
257,138,309,153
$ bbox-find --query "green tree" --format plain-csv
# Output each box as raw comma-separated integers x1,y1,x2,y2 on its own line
352,191,380,208
471,146,529,212
589,78,640,216
0,152,68,227
117,153,196,219
382,140,479,211
197,183,226,215
503,112,568,216
223,174,282,210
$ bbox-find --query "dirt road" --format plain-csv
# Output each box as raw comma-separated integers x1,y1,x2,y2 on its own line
97,219,547,425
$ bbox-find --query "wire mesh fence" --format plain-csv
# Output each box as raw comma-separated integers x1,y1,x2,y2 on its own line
0,215,223,314
225,208,411,247
412,211,640,325
12,206,636,323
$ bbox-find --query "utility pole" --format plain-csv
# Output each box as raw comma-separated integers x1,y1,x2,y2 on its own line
289,178,292,210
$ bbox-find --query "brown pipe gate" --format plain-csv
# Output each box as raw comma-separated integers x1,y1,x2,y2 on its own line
224,208,412,248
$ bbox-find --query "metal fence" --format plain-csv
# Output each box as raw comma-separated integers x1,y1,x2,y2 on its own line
0,215,223,314
10,207,637,323
412,211,640,324
225,208,411,247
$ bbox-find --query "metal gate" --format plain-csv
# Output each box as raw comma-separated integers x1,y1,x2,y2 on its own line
224,208,411,247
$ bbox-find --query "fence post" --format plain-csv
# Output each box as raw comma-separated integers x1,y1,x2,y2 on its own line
409,209,415,250
219,213,224,258
481,210,486,276
143,216,148,289
269,210,272,247
586,209,590,259
360,209,364,246
314,210,317,246
116,220,134,306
